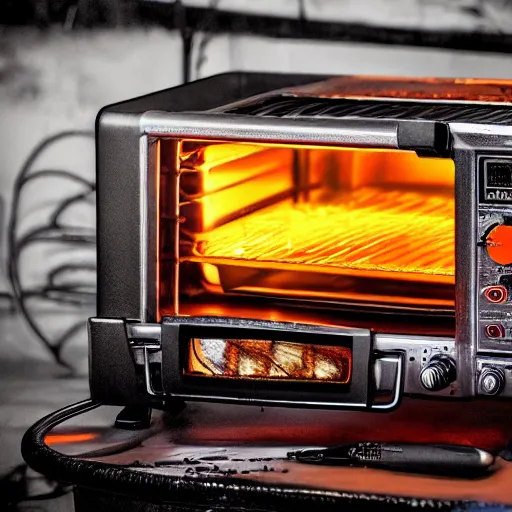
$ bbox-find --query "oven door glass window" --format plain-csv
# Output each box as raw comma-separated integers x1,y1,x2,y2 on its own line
159,141,455,319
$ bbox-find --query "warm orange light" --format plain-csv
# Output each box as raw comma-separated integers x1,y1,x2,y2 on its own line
180,143,273,194
290,75,512,103
187,338,352,384
180,142,265,170
194,188,454,280
160,140,455,317
45,432,99,445
179,144,295,232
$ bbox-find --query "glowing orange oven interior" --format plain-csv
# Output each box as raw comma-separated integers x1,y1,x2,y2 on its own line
159,140,455,323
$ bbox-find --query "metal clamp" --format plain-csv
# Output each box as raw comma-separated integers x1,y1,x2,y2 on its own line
370,353,404,410
131,344,162,396
128,323,163,397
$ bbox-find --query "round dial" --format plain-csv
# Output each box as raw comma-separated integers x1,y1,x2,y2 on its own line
419,354,457,392
486,224,512,265
478,367,505,396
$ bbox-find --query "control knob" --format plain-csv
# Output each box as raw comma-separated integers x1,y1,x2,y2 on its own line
419,354,456,392
478,367,505,396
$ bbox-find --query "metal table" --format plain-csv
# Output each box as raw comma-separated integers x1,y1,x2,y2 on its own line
22,398,512,511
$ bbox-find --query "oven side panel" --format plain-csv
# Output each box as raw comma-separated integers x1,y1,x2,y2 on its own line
96,110,144,320
452,135,478,397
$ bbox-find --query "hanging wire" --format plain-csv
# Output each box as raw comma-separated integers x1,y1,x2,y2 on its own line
194,0,221,80
7,130,96,370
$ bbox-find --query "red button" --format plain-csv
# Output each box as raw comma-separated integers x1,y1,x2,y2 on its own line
485,323,506,338
483,285,508,304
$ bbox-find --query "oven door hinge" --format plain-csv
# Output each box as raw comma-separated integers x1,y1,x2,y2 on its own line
397,120,451,158
127,323,163,397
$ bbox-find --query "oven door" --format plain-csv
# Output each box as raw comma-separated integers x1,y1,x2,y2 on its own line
146,114,451,409
144,112,454,323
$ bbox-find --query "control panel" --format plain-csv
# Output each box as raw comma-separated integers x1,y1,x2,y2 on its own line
478,157,512,356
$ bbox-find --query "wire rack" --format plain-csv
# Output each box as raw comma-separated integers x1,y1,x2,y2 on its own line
193,187,454,279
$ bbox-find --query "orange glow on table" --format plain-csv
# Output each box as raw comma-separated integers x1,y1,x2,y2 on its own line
45,432,100,445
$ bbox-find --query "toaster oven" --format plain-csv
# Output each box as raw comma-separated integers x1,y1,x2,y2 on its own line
90,72,512,411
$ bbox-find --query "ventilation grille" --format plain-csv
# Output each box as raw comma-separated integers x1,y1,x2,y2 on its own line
224,96,512,124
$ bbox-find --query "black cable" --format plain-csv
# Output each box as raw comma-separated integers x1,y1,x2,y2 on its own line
48,262,96,282
0,291,16,311
0,462,71,510
194,0,220,80
298,0,306,21
174,0,193,83
0,193,15,310
50,187,95,227
21,399,448,511
20,169,94,189
22,288,96,307
7,130,95,369
54,319,90,353
16,225,96,252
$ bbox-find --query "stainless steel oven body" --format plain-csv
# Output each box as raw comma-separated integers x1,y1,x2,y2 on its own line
90,73,512,411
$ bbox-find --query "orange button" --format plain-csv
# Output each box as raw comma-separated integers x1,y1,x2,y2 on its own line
487,224,512,265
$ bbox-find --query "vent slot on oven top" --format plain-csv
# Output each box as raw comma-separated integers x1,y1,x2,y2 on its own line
158,139,455,323
223,96,512,125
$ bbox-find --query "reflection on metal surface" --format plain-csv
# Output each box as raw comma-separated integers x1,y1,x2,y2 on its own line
186,338,352,384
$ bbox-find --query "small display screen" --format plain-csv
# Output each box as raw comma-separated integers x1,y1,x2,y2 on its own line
487,163,512,188
484,161,512,203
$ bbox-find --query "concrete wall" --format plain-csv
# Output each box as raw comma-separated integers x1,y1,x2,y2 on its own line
0,28,183,364
195,34,512,80
0,28,182,290
177,0,512,33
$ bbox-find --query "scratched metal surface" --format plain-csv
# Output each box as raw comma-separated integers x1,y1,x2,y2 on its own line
38,399,512,508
